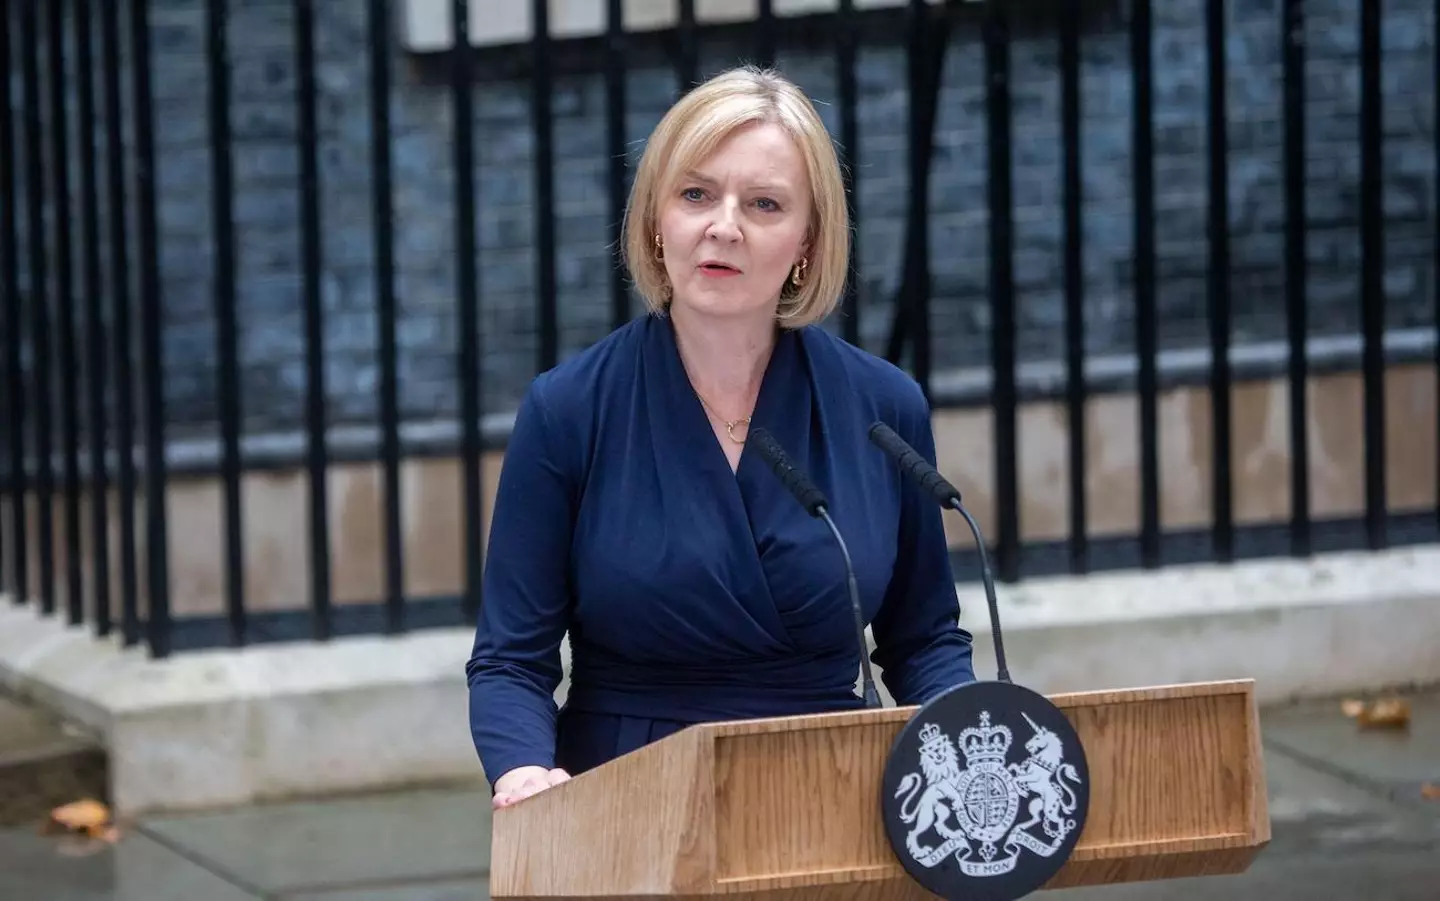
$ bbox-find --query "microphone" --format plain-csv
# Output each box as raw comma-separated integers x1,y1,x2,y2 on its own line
748,427,883,709
868,421,1011,683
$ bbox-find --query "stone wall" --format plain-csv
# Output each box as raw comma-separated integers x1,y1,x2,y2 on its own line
2,0,1435,450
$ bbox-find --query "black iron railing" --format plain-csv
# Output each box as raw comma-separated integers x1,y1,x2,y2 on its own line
1,0,1437,658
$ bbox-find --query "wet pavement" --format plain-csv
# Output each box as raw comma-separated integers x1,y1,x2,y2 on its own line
2,690,1436,900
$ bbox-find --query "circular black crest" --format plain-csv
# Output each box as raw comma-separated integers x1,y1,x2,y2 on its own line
880,680,1090,901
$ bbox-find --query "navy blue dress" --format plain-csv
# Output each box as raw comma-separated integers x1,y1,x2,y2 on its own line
465,313,976,785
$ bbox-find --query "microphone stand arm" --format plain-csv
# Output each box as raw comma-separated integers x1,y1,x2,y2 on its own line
947,497,1011,684
818,506,884,709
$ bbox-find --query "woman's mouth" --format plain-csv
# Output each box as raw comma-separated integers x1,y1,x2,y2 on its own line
698,262,741,277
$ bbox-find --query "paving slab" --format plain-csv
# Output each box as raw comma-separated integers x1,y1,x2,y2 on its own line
0,691,108,828
0,825,260,901
284,878,490,901
1046,848,1440,900
1052,729,1440,899
137,785,492,897
1261,690,1440,809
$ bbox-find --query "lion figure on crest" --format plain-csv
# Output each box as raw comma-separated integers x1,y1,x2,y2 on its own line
1008,712,1082,840
893,722,967,859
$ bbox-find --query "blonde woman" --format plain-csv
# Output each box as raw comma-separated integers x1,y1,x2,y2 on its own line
467,66,976,809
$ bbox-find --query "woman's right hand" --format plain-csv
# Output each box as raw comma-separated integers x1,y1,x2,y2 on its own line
492,765,572,809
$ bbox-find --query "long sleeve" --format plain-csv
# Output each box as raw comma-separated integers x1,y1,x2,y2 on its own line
465,377,577,785
868,387,977,705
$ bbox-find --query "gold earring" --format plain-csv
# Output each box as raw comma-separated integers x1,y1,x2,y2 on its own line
653,233,664,261
790,257,808,288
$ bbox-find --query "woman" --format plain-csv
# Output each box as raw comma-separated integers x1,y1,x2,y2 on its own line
466,65,976,809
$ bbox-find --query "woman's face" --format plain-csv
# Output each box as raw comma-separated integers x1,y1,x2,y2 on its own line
656,121,812,322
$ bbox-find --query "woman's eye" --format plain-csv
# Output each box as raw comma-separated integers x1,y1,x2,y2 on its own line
756,198,779,211
682,187,705,201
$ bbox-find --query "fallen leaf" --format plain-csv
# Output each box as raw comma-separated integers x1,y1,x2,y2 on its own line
1355,697,1411,730
1420,783,1440,801
41,799,113,839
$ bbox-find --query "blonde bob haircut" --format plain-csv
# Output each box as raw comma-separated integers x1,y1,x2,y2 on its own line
621,66,851,329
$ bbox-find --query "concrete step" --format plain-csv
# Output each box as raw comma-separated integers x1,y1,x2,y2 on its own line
0,691,107,829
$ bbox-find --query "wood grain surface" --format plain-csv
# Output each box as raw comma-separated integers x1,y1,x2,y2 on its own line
490,679,1270,900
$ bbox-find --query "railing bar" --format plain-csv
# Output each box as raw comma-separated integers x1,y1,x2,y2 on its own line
206,0,246,645
75,0,111,635
1059,0,1087,574
0,0,26,605
294,0,332,640
1206,0,1233,563
756,0,775,68
21,0,55,617
984,1,1019,582
1358,0,1385,550
533,0,557,373
1131,0,1160,568
47,0,85,627
903,0,935,402
132,0,174,658
101,0,140,645
605,0,629,332
367,0,405,633
451,0,484,622
1282,0,1310,557
676,0,697,96
836,0,860,347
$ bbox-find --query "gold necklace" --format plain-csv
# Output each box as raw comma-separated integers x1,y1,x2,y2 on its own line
673,330,755,444
693,390,752,444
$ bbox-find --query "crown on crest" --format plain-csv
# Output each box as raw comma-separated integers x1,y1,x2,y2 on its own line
959,711,1012,765
918,721,946,748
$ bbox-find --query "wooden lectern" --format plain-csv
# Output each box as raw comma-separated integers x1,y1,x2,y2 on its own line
490,679,1270,900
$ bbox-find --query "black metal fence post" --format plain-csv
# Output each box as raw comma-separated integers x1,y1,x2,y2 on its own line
897,0,942,402
101,0,141,646
755,0,776,68
1206,0,1234,564
21,0,55,618
1282,0,1311,558
0,0,25,607
206,0,247,646
1358,0,1386,550
47,0,85,629
1130,0,1160,569
131,0,173,658
675,0,697,95
367,0,405,636
294,0,333,641
604,0,629,332
1059,0,1087,575
835,0,860,347
984,0,1020,583
532,0,557,373
75,0,111,635
451,0,484,623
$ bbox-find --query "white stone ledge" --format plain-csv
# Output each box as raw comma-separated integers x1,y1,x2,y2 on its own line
950,543,1440,703
2,543,1438,816
398,0,956,53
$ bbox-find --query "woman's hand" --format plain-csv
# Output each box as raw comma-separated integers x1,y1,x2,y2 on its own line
492,765,572,809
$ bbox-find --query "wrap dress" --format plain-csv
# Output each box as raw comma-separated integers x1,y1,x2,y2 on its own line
465,313,977,785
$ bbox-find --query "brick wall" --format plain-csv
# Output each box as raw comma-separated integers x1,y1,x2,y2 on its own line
2,0,1435,451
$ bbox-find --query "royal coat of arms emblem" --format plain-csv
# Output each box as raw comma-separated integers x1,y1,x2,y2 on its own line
881,681,1090,901
893,710,1083,876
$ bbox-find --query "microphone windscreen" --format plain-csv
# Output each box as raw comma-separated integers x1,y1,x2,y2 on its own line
749,428,828,516
868,421,962,507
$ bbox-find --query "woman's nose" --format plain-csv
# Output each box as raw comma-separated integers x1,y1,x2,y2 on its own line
707,202,742,241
